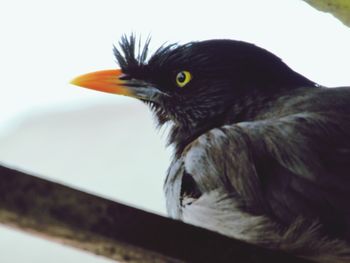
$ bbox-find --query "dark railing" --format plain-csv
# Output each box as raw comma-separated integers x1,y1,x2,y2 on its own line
0,165,311,263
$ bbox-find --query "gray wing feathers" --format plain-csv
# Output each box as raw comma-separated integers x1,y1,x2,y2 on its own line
164,111,350,262
183,127,267,212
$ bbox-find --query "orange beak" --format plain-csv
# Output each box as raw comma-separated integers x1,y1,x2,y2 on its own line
70,69,132,96
71,69,165,102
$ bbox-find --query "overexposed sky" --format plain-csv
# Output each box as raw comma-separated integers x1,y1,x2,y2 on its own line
1,1,350,263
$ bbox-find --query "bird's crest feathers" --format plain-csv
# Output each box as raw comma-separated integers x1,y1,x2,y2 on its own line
114,34,188,74
113,34,151,71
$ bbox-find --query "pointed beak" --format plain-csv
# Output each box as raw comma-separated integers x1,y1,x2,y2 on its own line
71,69,164,102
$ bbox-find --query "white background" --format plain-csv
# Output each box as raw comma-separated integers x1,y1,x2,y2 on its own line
0,0,350,262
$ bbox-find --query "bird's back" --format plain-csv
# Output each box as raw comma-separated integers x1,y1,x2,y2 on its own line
261,87,350,237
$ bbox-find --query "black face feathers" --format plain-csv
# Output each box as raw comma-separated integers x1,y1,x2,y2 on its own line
113,35,318,154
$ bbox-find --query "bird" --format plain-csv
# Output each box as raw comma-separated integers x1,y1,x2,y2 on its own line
71,35,350,262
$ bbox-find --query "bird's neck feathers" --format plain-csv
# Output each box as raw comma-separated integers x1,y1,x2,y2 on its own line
166,113,226,157
162,96,262,157
161,81,317,158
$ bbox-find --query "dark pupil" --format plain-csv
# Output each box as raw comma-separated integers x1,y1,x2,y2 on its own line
177,72,186,83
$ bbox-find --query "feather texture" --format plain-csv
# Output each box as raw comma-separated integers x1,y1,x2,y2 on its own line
165,87,350,262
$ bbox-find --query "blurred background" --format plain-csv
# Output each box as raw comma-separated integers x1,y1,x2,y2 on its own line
0,0,350,262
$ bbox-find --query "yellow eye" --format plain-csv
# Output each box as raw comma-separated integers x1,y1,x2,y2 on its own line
176,71,192,88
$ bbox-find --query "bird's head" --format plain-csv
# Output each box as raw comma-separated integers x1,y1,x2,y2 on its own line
71,35,315,154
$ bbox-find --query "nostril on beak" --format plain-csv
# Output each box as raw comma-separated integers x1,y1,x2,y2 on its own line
119,74,131,81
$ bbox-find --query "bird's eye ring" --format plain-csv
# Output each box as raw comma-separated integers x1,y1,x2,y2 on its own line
176,71,192,88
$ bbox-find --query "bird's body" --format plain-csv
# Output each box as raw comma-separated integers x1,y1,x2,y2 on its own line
72,36,350,262
165,86,350,262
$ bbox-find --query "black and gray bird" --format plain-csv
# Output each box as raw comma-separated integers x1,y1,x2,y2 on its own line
71,35,350,262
